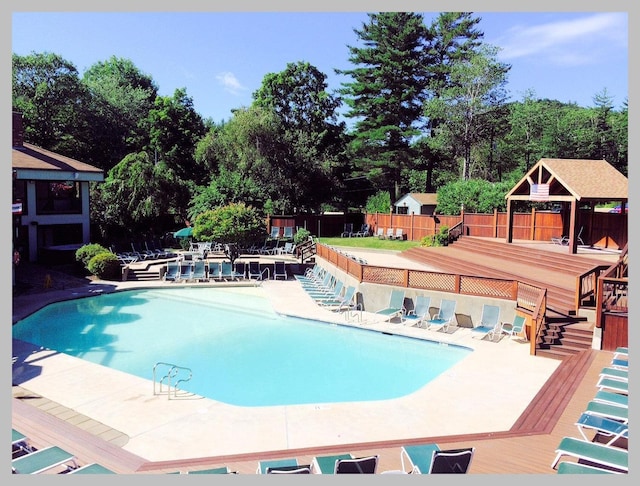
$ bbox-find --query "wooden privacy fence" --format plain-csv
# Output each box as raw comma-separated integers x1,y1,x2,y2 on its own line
317,243,546,355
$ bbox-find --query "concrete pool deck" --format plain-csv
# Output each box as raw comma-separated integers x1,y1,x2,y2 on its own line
12,252,562,463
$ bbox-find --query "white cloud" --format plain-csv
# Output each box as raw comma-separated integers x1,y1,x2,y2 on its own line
216,71,247,95
498,13,627,66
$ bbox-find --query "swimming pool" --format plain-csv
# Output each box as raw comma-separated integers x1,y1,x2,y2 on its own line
12,287,472,407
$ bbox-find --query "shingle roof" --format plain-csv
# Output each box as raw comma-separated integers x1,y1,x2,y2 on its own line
507,158,627,201
407,193,438,205
12,143,103,174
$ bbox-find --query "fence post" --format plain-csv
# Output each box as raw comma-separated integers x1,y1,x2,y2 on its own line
530,207,536,241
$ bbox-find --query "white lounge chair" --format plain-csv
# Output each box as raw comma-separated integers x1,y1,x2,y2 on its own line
425,299,457,332
401,295,431,327
375,289,405,322
471,304,503,341
12,446,78,474
575,412,628,445
502,314,527,340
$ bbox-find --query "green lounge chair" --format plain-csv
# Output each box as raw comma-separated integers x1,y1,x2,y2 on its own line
375,289,406,322
613,347,628,360
68,463,116,474
12,429,34,456
425,299,457,332
551,437,628,472
12,446,78,474
187,466,235,474
502,314,527,340
556,461,621,474
597,377,628,394
593,390,628,408
585,400,628,423
599,367,628,381
311,453,353,474
471,304,502,341
400,443,441,473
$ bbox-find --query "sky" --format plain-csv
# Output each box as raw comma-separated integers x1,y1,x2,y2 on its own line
10,9,629,124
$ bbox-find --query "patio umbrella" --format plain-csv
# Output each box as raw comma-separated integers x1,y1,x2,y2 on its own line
173,227,193,238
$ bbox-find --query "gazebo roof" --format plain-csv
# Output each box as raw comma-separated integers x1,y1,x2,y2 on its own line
506,158,627,202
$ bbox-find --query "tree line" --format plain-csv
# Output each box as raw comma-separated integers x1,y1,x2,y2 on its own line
12,12,628,242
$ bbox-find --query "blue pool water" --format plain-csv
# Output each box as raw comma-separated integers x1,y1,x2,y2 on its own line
12,287,472,407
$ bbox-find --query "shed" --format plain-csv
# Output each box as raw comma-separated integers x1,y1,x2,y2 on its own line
394,193,438,215
505,158,627,254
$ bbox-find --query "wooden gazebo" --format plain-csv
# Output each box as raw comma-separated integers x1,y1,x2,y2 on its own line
504,159,628,254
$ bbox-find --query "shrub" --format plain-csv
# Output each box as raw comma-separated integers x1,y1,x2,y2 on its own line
75,243,111,268
420,225,450,247
87,252,122,280
293,227,311,246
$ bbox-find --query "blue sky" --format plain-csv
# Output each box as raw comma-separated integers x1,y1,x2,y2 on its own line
11,10,629,124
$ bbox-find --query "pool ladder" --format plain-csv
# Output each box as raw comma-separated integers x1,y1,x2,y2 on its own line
153,362,193,399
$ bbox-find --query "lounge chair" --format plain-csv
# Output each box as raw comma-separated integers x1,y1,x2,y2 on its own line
179,262,193,282
341,223,354,237
375,289,405,321
12,429,34,457
551,235,569,246
191,260,207,282
257,458,299,474
248,261,269,280
610,358,628,370
575,412,628,445
319,285,357,311
354,223,370,237
302,271,335,294
282,226,294,240
385,228,395,239
551,436,628,472
12,446,78,474
401,295,431,327
68,463,116,474
163,261,181,282
311,453,354,474
613,347,628,360
429,447,475,473
269,226,280,239
312,280,344,302
376,227,385,238
599,367,627,382
556,461,622,474
233,261,246,279
400,443,441,473
334,455,379,474
220,261,236,281
584,400,628,423
277,242,295,255
425,299,457,332
392,228,404,240
502,314,526,340
471,304,502,341
187,466,236,474
267,465,312,474
207,261,222,281
273,261,287,280
593,390,628,408
597,376,628,394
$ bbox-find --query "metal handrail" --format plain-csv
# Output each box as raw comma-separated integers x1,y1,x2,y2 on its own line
153,361,193,399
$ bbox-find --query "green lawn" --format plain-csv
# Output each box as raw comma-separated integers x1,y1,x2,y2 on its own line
317,236,421,251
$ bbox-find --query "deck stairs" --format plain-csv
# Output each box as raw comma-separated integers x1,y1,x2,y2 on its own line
401,236,612,360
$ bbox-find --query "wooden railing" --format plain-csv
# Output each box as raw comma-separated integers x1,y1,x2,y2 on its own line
317,243,546,354
594,244,628,351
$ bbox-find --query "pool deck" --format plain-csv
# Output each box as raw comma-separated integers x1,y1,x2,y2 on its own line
12,246,622,473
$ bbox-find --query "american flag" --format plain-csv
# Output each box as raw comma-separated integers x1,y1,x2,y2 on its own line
530,183,550,201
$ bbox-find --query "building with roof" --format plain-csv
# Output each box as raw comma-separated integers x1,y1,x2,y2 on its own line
393,193,438,215
12,112,105,263
505,158,628,254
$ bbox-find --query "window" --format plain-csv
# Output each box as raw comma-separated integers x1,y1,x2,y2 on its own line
36,181,82,214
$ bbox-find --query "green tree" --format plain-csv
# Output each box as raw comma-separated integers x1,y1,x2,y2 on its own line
435,178,513,215
193,203,265,264
81,56,158,170
12,52,89,155
424,44,510,180
337,12,429,200
365,190,392,214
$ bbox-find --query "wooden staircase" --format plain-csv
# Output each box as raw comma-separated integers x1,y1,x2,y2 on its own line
401,236,611,360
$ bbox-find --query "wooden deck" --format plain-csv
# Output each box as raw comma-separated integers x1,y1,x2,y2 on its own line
13,348,619,474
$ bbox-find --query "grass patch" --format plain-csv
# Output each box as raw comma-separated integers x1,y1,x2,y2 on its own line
317,236,421,251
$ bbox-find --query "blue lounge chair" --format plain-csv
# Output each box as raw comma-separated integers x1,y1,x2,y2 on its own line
282,226,294,240
502,314,526,340
257,458,299,474
233,261,246,279
12,446,78,474
163,261,180,282
311,280,343,301
401,295,431,327
575,412,628,445
269,226,280,239
610,358,628,370
311,453,353,474
207,261,222,281
319,285,357,311
551,436,628,472
425,299,457,332
471,304,502,341
273,260,287,280
375,289,405,321
220,261,236,281
341,223,354,237
191,260,207,282
68,463,116,474
179,262,193,282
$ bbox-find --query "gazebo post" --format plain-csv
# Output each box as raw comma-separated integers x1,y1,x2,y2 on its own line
568,199,578,254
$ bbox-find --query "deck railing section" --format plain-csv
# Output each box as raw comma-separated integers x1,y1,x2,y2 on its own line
317,243,546,353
